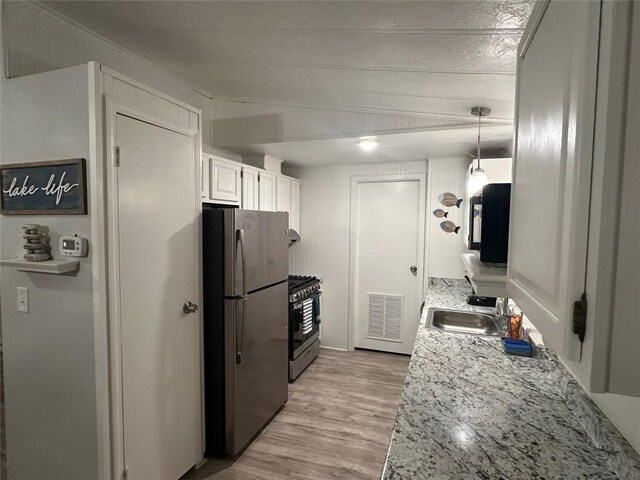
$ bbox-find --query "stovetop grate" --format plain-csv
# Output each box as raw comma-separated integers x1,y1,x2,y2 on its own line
288,275,320,294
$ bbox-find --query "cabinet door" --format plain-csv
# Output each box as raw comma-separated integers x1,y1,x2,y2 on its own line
258,171,277,212
606,3,640,396
290,178,300,233
201,156,209,200
507,1,599,359
209,156,241,205
276,176,291,215
241,166,259,210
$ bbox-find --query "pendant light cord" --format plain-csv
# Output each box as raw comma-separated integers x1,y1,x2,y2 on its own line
477,112,481,170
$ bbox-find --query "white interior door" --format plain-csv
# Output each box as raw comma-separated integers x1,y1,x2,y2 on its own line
353,176,426,354
115,114,200,480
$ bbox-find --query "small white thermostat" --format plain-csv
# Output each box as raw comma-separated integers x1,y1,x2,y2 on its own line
59,235,88,257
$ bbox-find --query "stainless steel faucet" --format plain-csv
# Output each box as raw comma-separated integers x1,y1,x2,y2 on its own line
495,297,508,317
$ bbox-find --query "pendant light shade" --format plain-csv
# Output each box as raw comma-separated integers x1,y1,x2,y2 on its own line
468,167,489,196
468,106,491,196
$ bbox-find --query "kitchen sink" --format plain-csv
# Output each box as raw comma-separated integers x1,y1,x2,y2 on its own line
426,309,501,337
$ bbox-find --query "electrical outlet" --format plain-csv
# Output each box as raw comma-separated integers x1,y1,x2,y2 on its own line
17,287,29,313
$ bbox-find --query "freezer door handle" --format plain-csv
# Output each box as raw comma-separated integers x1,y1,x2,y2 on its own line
237,228,247,297
236,297,247,364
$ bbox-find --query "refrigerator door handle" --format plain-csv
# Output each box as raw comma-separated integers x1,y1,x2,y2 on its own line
236,297,246,364
237,228,247,297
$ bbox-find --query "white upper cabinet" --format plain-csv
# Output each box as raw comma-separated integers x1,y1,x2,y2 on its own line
203,155,242,205
591,1,640,396
241,165,260,210
201,156,301,232
290,178,300,233
276,175,292,215
201,155,210,200
258,170,277,212
508,0,600,360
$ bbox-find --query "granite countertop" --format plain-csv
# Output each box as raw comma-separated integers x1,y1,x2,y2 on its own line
383,278,640,480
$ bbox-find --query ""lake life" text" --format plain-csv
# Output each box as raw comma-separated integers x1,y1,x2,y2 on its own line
2,172,80,205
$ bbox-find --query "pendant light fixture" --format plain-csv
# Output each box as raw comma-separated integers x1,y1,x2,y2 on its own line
468,106,491,196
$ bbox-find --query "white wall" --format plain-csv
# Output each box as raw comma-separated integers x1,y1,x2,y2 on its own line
0,65,100,480
480,157,512,184
426,157,470,279
285,161,428,350
1,0,214,147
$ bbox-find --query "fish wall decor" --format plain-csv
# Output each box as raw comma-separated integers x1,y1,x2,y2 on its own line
440,220,460,234
438,192,463,208
432,209,448,218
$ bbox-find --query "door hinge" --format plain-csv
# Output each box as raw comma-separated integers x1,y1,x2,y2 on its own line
572,292,587,343
122,466,128,480
115,146,122,167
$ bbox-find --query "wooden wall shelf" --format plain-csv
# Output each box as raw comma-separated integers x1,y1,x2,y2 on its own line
0,257,80,274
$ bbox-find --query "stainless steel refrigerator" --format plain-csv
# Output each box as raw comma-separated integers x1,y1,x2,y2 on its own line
202,207,289,457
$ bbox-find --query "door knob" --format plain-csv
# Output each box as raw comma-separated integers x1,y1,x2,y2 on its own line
410,266,418,274
183,301,199,314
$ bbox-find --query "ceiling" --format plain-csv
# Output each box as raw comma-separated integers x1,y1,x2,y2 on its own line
43,0,533,165
234,124,514,167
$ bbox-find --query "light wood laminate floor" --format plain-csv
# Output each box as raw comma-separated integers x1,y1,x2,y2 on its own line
183,348,410,480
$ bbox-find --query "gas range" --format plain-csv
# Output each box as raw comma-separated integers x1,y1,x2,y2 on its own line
288,275,322,303
287,275,322,381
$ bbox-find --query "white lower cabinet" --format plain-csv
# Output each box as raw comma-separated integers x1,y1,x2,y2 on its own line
203,155,242,205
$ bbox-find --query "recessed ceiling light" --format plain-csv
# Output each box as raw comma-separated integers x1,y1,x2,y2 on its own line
358,137,378,152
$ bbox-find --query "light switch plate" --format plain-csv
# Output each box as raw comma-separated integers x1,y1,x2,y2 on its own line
17,287,29,313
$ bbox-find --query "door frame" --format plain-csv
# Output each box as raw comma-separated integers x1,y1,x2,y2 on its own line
347,174,428,352
104,98,203,478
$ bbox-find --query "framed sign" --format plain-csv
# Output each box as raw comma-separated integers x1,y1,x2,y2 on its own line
0,159,87,215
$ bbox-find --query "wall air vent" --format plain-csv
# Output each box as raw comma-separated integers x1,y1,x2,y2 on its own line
366,293,403,342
